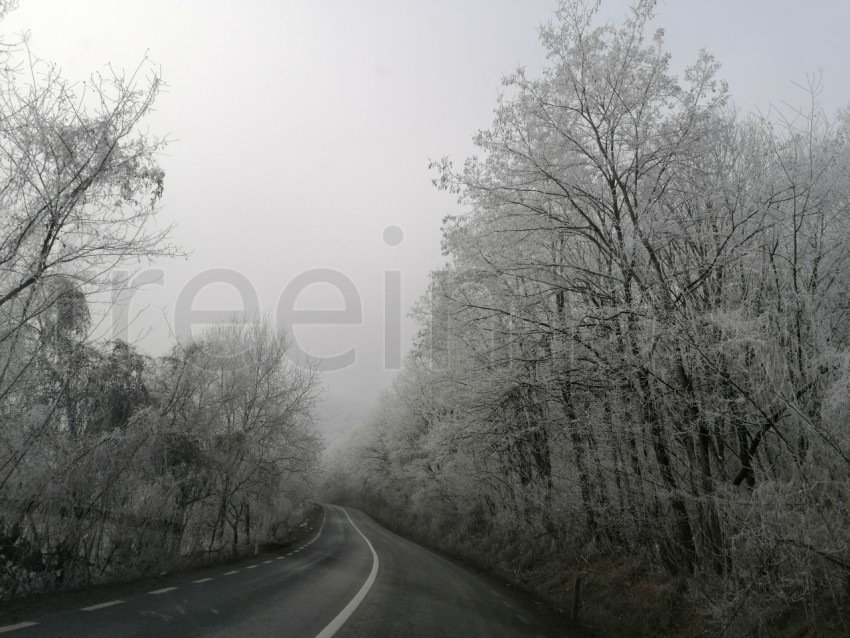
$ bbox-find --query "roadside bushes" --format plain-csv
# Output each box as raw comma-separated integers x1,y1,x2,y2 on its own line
0,317,323,600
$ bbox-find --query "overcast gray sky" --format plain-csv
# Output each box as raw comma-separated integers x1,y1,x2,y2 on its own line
5,0,849,440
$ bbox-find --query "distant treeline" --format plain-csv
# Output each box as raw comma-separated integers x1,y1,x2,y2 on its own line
327,1,850,635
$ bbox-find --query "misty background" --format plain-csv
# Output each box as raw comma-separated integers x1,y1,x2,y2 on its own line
7,0,848,442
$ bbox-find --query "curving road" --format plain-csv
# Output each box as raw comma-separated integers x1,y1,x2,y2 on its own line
0,505,577,637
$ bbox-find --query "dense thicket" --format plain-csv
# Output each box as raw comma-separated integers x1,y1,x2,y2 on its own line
330,1,850,633
0,5,322,598
2,317,322,599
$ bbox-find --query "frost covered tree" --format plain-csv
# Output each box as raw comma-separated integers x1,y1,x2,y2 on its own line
0,4,322,600
335,1,850,632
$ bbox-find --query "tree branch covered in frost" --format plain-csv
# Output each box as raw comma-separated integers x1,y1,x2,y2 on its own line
331,1,850,633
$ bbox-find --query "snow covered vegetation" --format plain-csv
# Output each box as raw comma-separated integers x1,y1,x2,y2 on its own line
328,1,850,634
0,2,323,599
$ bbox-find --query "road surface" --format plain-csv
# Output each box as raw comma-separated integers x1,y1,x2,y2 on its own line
0,505,577,637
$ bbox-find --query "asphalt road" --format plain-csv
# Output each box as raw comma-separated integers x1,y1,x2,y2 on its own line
0,505,576,637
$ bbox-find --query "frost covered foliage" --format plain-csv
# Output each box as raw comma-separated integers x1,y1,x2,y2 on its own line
332,1,850,634
0,312,323,600
0,3,323,597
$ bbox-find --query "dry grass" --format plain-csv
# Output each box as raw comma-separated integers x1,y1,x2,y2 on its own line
512,553,704,637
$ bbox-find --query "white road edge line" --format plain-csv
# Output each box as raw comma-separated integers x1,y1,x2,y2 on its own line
313,505,327,542
193,577,213,583
314,506,379,638
0,622,38,633
81,600,124,611
148,587,177,595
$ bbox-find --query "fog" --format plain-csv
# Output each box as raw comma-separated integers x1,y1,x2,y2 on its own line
6,0,848,442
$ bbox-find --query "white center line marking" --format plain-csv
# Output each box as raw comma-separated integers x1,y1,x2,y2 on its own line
314,506,379,638
81,600,124,611
263,560,272,564
224,570,239,575
193,577,213,583
0,622,38,633
148,587,177,595
246,564,257,569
